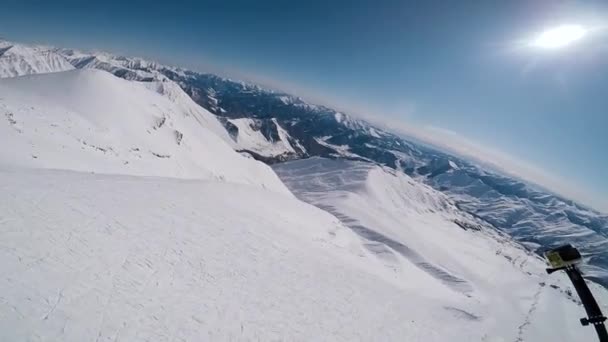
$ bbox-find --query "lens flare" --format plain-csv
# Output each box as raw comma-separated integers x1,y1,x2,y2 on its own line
531,24,587,49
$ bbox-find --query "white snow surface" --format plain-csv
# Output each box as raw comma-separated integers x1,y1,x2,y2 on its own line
0,168,381,341
229,118,296,157
5,164,604,341
0,40,74,78
0,69,288,194
273,157,608,342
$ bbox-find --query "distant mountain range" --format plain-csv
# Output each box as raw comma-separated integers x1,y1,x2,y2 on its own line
2,39,607,287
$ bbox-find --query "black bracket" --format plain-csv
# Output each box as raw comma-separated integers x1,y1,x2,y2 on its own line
581,316,608,326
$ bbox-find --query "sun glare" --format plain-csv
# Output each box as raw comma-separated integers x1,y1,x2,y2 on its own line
531,24,587,49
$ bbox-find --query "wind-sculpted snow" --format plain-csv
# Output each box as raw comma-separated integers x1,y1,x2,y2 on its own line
328,208,474,294
273,157,608,341
273,158,478,295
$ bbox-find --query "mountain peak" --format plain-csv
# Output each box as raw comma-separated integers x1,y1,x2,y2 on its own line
0,40,74,78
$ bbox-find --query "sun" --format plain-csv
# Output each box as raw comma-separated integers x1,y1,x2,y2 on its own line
530,24,587,49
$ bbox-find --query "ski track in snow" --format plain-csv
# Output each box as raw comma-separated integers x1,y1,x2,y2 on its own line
514,284,543,342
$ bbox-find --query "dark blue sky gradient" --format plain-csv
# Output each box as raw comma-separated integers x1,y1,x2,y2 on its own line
1,0,607,207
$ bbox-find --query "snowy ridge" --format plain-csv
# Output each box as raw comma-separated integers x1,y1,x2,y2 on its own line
273,157,608,341
0,69,289,194
0,40,74,78
273,118,306,153
142,79,236,147
57,49,166,81
334,111,387,138
273,158,473,295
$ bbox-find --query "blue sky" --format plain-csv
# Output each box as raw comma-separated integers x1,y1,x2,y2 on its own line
1,0,607,210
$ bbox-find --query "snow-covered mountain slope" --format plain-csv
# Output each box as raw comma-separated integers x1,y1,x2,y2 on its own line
0,69,288,194
423,158,608,286
225,117,304,160
0,168,386,341
0,40,74,78
141,78,235,146
0,38,606,341
56,49,167,81
273,157,608,341
3,165,606,342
